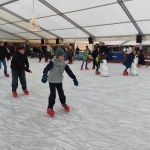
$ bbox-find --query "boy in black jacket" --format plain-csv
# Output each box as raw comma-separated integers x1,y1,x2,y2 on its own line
0,41,9,77
11,46,32,97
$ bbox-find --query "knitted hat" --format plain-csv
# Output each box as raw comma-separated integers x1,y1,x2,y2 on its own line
55,47,64,57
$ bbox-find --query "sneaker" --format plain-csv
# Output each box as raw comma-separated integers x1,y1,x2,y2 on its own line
62,104,70,112
68,62,70,64
4,73,9,77
92,67,95,70
12,91,18,97
23,90,29,95
123,71,128,76
80,67,83,70
85,67,89,70
45,60,48,62
96,71,100,75
47,108,55,117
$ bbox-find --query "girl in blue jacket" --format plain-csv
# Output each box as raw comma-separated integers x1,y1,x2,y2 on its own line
123,49,136,76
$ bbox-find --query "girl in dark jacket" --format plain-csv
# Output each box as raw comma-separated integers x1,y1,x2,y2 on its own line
123,49,136,76
92,46,98,69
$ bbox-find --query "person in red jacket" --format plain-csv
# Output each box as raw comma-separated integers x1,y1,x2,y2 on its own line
0,41,9,77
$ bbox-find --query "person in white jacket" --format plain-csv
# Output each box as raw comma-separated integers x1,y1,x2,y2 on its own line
127,46,132,54
46,43,52,59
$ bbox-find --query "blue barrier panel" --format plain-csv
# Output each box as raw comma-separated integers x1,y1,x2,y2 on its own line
108,52,124,61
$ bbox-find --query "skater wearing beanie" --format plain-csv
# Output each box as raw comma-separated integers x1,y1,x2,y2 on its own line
11,46,32,97
123,48,136,76
41,47,79,117
68,46,73,64
95,50,106,75
80,51,89,70
0,41,9,77
39,43,48,63
92,45,98,69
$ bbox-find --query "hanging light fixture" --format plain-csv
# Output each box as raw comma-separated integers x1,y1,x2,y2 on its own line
28,0,40,31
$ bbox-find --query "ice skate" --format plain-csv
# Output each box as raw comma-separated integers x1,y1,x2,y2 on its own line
23,90,29,95
12,91,18,97
137,65,141,68
4,73,9,77
62,104,70,112
47,108,55,117
96,71,100,75
123,71,128,76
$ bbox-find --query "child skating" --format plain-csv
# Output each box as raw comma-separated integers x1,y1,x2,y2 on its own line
123,48,136,76
95,50,106,75
11,46,32,97
41,47,79,117
80,51,89,70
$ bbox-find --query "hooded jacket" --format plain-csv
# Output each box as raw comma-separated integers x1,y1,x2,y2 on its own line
43,57,76,83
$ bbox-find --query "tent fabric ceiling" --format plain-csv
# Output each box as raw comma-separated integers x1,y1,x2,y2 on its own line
0,0,149,40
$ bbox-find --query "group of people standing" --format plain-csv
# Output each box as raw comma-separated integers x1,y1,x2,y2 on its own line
123,46,145,76
80,43,108,75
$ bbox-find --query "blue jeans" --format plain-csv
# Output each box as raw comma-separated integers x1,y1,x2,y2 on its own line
124,67,128,72
81,60,87,68
75,53,80,59
64,53,67,60
0,59,7,73
33,52,36,58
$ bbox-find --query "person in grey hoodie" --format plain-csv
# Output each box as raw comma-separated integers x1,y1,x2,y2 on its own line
41,47,79,117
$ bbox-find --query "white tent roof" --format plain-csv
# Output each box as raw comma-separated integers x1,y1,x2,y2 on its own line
142,40,150,46
0,0,149,41
104,41,125,45
123,41,140,46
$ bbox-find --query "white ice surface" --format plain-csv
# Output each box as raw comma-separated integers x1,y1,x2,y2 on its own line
0,58,150,150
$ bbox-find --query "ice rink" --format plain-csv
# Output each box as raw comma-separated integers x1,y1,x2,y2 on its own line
0,58,150,150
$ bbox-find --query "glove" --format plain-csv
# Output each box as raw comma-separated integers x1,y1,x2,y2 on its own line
73,78,79,86
41,74,48,83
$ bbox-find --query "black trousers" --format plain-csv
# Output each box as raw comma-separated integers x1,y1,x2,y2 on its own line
68,57,72,63
93,57,97,68
40,52,48,61
48,83,66,109
11,69,27,92
47,52,51,59
96,62,100,72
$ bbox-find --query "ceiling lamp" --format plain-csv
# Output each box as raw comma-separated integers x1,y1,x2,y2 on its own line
28,0,40,31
